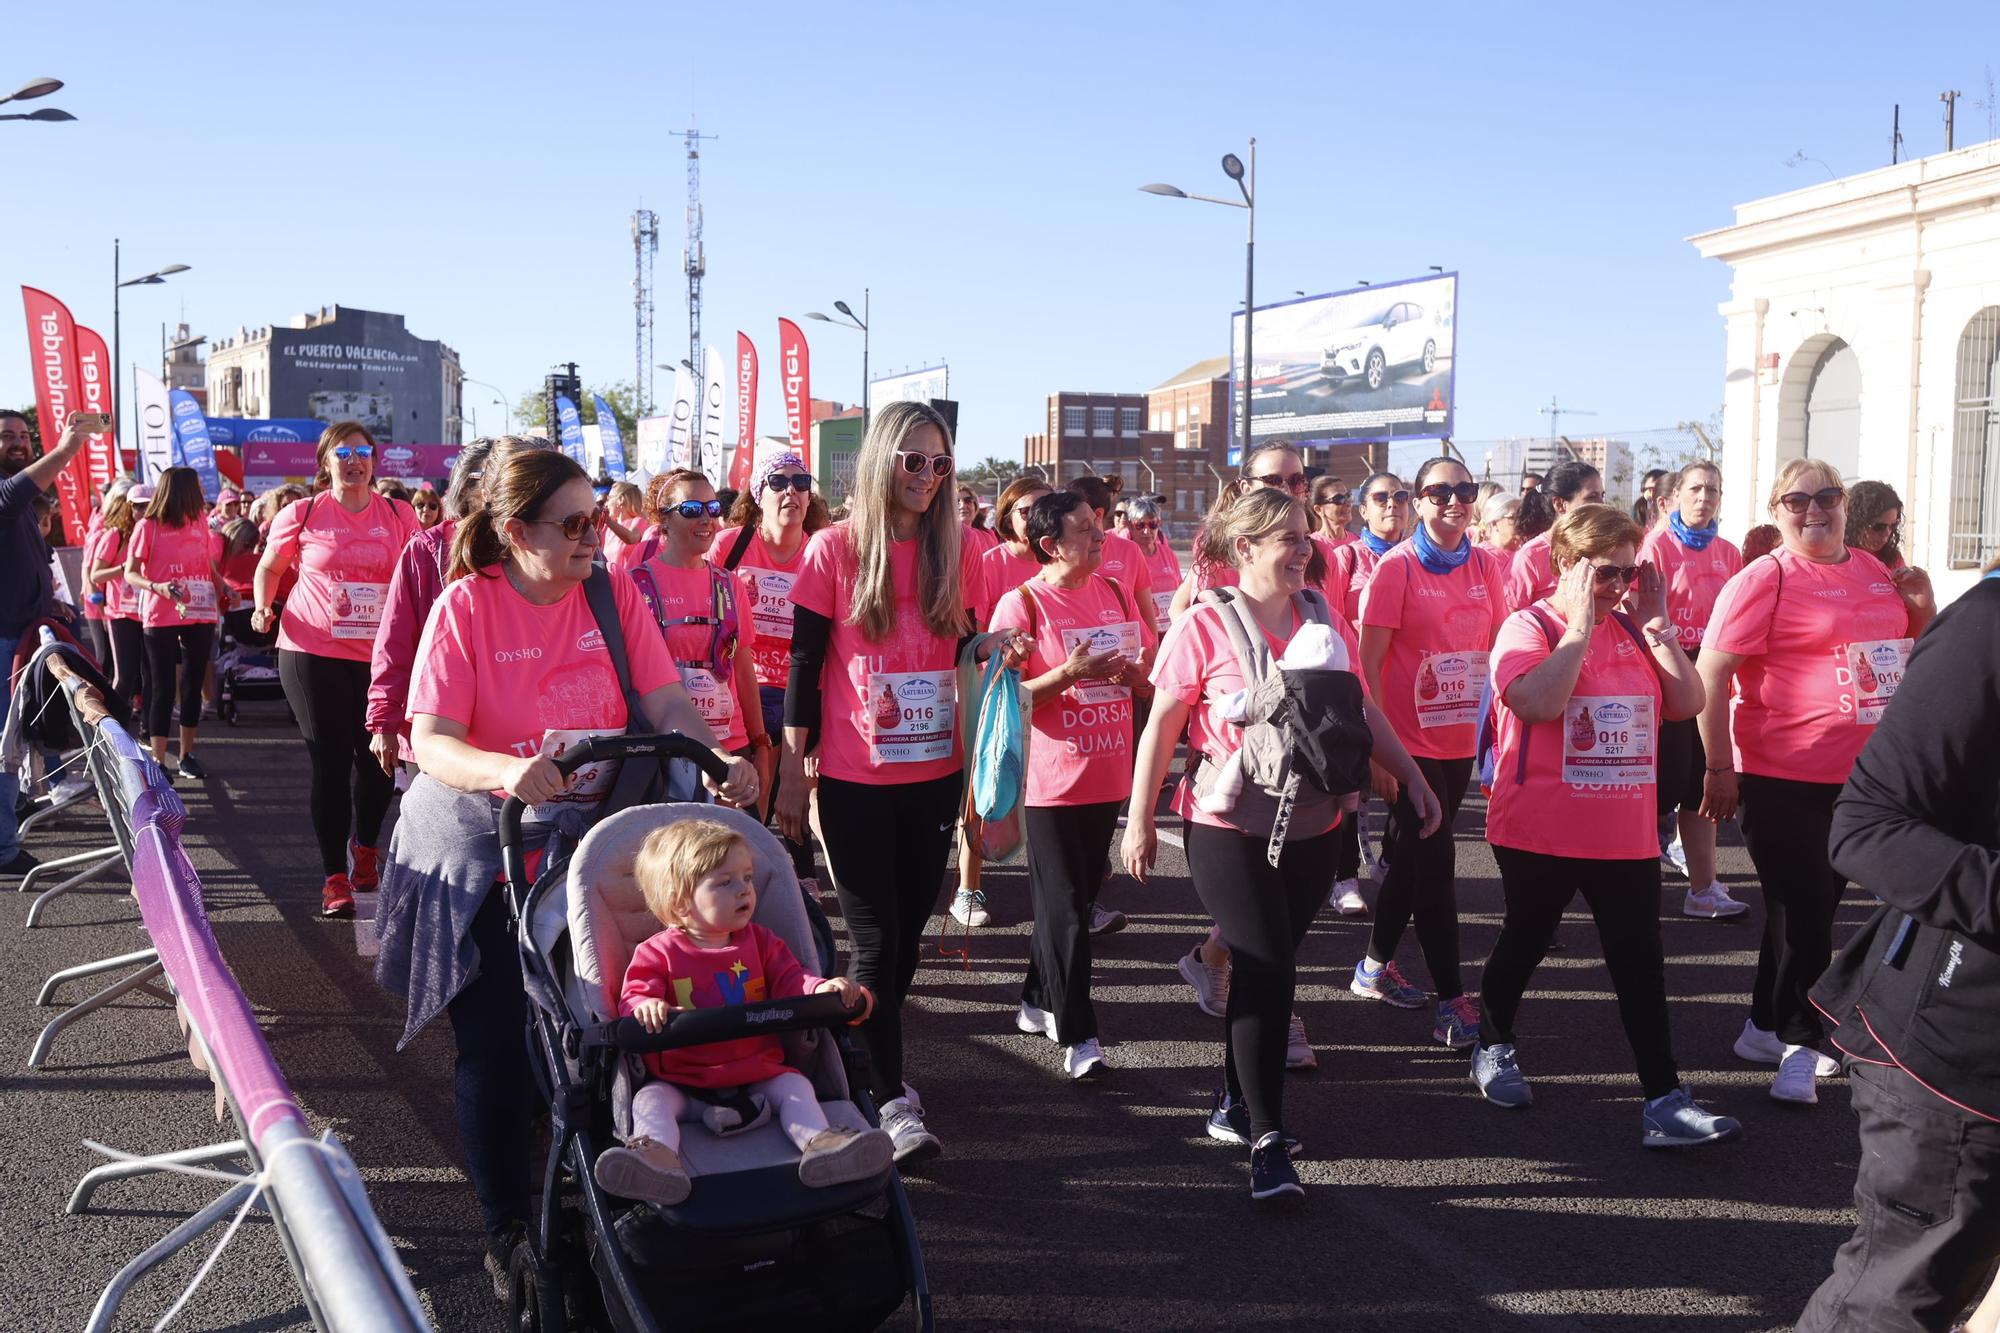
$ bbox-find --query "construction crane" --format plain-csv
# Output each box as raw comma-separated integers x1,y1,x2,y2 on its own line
632,209,659,415
681,121,719,376
1539,396,1596,453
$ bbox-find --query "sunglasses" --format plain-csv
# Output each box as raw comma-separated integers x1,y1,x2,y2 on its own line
529,512,595,541
1418,482,1481,505
1865,520,1900,536
895,450,953,478
1316,492,1352,506
1251,472,1307,491
765,473,813,494
1777,487,1845,515
1592,563,1642,585
664,499,724,520
333,444,375,461
1367,489,1411,506
1131,519,1161,531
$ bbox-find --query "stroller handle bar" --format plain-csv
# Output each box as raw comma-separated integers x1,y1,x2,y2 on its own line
582,991,867,1054
495,732,729,891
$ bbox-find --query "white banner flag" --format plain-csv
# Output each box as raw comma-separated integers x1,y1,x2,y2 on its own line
666,364,696,473
700,344,728,488
582,421,605,478
633,415,670,482
133,368,175,482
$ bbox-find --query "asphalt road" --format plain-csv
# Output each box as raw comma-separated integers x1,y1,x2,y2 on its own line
0,717,1869,1331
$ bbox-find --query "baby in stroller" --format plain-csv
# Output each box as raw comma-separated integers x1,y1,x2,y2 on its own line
593,818,896,1206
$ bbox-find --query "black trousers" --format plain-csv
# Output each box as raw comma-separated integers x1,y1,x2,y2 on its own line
444,884,537,1240
1368,755,1474,999
279,649,397,878
1022,802,1119,1045
142,622,215,738
1332,798,1363,880
1188,822,1337,1142
816,772,963,1102
1799,1061,2000,1332
1738,774,1845,1046
1479,846,1680,1099
85,618,112,674
757,685,817,881
107,616,144,714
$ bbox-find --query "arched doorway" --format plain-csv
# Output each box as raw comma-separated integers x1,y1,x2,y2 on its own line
1950,307,2000,567
1802,338,1861,480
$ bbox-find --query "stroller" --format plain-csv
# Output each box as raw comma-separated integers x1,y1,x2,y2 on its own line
213,615,285,725
497,734,933,1333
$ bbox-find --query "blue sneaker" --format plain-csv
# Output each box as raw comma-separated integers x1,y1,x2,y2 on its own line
1351,957,1427,1009
1249,1133,1304,1202
1471,1042,1534,1108
1434,996,1480,1049
1642,1085,1743,1148
1206,1090,1301,1156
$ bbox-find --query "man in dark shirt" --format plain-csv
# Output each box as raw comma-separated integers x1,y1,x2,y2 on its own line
3,409,98,877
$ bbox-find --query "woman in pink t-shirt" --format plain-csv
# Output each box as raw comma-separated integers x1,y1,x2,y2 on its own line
970,476,1049,629
1470,505,1739,1148
1125,494,1182,633
89,485,145,714
1124,488,1435,1202
1354,457,1508,1048
989,490,1158,1080
777,401,1025,1165
1322,471,1409,626
252,422,421,917
1697,459,1935,1105
124,467,229,776
1309,474,1357,555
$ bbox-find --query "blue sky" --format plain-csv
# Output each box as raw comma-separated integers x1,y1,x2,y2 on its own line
5,1,1997,467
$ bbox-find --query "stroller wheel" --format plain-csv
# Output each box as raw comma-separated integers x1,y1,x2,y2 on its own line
506,1238,567,1331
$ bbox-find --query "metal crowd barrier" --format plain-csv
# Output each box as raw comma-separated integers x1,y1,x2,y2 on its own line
24,634,430,1332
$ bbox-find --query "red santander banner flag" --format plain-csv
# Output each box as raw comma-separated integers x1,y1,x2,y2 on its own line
729,332,759,491
776,317,811,470
73,324,117,510
20,287,91,542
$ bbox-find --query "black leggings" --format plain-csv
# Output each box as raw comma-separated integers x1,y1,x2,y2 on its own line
107,616,144,714
445,884,537,1239
1739,775,1846,1047
1022,802,1120,1045
279,649,397,878
1332,798,1364,881
816,772,963,1102
1478,847,1680,1098
142,623,216,738
1188,822,1338,1143
1367,755,1474,999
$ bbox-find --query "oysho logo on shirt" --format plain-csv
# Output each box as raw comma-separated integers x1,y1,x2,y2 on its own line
1414,585,1446,599
494,647,544,663
577,629,607,653
1813,588,1849,599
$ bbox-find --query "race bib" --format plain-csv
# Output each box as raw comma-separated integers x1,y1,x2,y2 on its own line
741,567,798,642
1562,695,1655,787
1844,638,1913,725
529,727,624,820
1414,650,1486,729
1151,590,1175,630
867,669,956,765
1059,621,1143,704
678,664,736,730
330,581,389,640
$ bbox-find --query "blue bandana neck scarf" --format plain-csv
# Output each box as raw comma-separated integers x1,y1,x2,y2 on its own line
1361,529,1397,557
1412,523,1472,575
1669,510,1717,551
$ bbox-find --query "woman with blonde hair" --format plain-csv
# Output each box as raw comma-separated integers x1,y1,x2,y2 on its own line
778,400,1025,1164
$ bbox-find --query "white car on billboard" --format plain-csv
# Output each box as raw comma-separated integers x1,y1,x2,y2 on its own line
1319,299,1439,391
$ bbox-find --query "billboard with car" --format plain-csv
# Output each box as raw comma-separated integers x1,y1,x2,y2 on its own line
1229,273,1457,448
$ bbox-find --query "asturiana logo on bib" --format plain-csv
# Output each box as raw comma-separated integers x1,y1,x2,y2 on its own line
1594,701,1635,726
1435,656,1469,679
494,646,543,663
577,629,606,653
759,573,789,595
1868,643,1900,668
898,677,939,704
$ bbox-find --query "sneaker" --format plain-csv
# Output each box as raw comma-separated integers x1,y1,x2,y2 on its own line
175,752,207,782
1063,1038,1108,1080
1089,903,1127,936
1683,880,1749,919
1,848,41,881
1206,1089,1253,1147
1641,1085,1743,1148
879,1094,941,1166
321,873,356,918
349,840,381,892
1331,878,1368,916
1179,945,1231,1018
593,1136,692,1204
1285,1013,1318,1070
1434,995,1480,1050
1350,957,1427,1009
949,888,989,927
1661,828,1689,877
797,1126,894,1187
1770,1044,1820,1105
1250,1133,1305,1202
1471,1042,1534,1109
49,774,92,804
482,1225,524,1304
1015,1001,1057,1042
1732,1020,1840,1077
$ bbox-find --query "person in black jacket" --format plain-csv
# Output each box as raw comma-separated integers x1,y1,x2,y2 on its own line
1798,558,2000,1332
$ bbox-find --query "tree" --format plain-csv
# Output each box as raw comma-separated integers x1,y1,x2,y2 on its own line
958,457,1023,488
512,379,642,440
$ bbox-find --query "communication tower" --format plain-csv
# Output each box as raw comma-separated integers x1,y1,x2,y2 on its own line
682,122,718,375
632,209,659,414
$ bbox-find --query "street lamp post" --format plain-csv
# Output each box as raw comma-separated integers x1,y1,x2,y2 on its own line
1142,138,1256,462
0,76,74,122
805,289,869,427
462,378,512,435
113,240,191,465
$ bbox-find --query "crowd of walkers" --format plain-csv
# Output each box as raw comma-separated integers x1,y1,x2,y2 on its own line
6,402,1996,1328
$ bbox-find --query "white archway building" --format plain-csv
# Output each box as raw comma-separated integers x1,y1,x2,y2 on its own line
1690,141,2000,601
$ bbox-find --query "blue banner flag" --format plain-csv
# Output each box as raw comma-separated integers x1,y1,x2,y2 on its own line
555,395,586,465
169,389,223,500
592,394,627,481
202,417,326,447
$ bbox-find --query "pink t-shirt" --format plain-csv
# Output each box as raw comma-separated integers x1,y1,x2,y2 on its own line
267,492,420,661
1095,530,1154,610
1487,604,1663,860
989,574,1156,807
1637,527,1743,648
80,526,114,620
1138,538,1183,630
127,519,223,629
1325,538,1391,624
1149,599,1357,838
629,557,749,751
1505,531,1555,613
1703,548,1914,784
408,567,678,810
704,525,808,689
610,527,661,575
1359,543,1509,760
790,524,968,786
97,528,136,620
622,922,824,1088
975,543,1039,627
962,522,999,559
